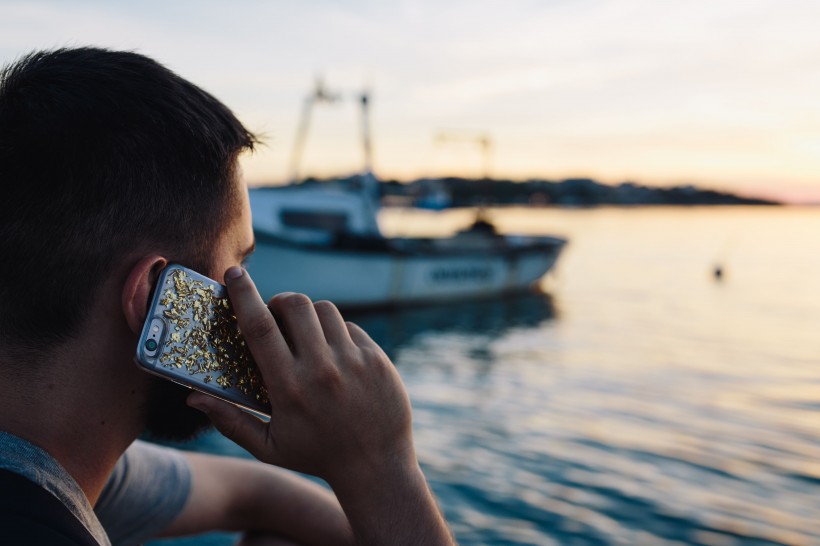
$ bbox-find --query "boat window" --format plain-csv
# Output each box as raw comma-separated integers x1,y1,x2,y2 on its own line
280,210,349,232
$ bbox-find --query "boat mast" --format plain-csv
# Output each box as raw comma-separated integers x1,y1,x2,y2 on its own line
289,79,376,184
289,79,340,183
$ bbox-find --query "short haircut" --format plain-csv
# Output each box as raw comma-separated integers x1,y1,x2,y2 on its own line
0,47,256,358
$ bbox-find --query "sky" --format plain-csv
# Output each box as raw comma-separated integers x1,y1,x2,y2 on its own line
1,0,819,203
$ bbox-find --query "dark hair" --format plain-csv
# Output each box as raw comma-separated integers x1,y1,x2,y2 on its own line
0,47,256,357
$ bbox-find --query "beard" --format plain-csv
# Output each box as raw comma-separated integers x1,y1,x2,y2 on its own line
142,376,213,442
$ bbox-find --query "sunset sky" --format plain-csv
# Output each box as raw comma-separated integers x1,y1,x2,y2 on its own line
2,0,819,203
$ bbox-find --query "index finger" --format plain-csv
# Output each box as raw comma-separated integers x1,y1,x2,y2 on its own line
224,266,291,382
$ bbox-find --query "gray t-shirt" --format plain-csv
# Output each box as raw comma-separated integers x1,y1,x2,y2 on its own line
0,432,191,546
95,440,192,546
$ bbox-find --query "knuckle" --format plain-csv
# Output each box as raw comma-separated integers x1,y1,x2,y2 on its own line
280,380,309,409
313,363,342,388
358,346,376,363
344,320,359,333
313,300,338,315
244,313,276,340
360,346,387,366
217,415,240,440
346,353,368,376
275,292,313,312
268,291,293,304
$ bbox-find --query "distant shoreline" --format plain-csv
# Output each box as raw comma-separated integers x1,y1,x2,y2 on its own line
381,176,779,208
292,174,781,208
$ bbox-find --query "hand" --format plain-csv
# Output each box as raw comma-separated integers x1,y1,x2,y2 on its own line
187,267,415,486
189,267,455,545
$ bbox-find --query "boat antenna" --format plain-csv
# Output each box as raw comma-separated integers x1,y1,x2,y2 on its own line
434,131,494,179
360,90,373,176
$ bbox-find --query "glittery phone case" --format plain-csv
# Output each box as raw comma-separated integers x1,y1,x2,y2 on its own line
135,264,271,417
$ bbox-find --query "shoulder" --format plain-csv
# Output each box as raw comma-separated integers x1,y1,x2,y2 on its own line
0,469,99,546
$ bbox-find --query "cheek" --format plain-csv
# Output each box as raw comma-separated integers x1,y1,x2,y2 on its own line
210,259,232,284
210,239,249,283
205,249,234,283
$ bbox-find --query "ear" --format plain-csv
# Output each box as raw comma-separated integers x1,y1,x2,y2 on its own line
122,255,168,334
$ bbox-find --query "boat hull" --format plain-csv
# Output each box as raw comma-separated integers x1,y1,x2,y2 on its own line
246,233,565,307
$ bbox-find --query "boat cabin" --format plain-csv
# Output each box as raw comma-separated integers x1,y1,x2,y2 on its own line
249,184,382,245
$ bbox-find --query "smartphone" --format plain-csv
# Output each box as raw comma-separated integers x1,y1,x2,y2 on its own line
135,264,271,417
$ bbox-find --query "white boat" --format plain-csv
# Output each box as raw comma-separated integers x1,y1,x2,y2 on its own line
245,80,565,307
246,177,566,307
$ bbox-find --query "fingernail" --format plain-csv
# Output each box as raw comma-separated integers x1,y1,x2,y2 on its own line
225,266,244,281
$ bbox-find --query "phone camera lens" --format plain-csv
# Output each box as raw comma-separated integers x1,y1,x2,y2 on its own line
145,339,158,351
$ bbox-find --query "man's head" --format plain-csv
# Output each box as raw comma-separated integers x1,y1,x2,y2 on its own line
0,47,257,439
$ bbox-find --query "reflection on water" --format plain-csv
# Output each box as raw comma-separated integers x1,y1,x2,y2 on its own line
151,207,820,546
346,292,557,360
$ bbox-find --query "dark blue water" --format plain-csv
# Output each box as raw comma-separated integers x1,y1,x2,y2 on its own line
150,207,820,545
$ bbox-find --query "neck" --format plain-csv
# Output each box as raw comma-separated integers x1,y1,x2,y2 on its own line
0,335,150,505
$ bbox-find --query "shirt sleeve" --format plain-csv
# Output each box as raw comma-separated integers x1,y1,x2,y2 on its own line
94,440,192,546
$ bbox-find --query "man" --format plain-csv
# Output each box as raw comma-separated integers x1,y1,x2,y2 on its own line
0,47,454,545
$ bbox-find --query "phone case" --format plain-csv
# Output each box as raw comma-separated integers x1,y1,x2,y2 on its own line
135,264,271,417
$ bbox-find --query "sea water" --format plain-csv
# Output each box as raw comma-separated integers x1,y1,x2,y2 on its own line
149,206,820,546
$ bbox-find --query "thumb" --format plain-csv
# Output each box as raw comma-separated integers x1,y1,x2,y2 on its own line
187,392,276,463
